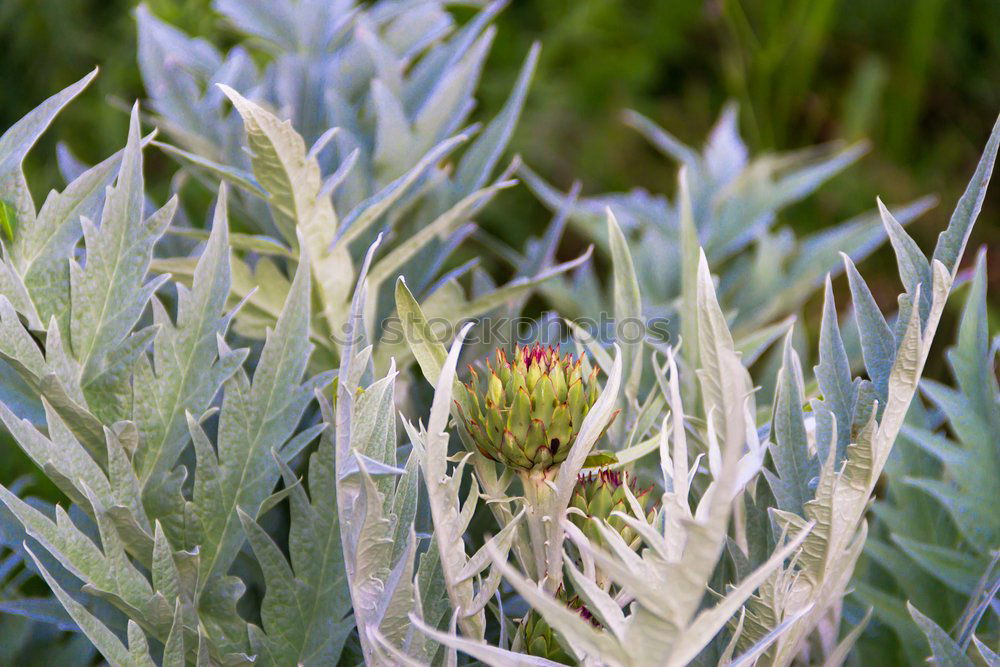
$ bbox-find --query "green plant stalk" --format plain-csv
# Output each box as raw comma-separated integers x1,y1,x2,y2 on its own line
520,467,559,589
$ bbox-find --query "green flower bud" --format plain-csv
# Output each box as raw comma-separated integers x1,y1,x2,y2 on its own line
522,593,598,664
458,344,616,473
569,469,657,549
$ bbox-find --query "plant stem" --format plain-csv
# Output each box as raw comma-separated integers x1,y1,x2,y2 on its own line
520,468,560,592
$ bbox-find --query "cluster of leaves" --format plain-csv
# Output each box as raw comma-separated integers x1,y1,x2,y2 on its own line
0,1,997,665
851,247,999,664
139,0,587,372
0,0,573,661
512,107,935,400
391,106,994,662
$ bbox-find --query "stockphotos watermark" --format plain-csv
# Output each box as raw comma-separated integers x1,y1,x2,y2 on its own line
331,311,672,348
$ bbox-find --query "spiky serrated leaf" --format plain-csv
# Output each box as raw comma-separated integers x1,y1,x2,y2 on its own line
60,106,172,430
134,187,243,489
192,248,326,587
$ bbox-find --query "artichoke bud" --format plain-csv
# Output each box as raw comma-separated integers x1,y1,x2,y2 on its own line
523,609,574,665
457,343,614,473
522,592,598,664
569,469,657,549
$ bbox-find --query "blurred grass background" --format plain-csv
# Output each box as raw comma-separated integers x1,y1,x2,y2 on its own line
1,0,997,454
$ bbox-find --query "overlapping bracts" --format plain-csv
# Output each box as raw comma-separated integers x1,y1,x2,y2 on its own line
457,343,615,472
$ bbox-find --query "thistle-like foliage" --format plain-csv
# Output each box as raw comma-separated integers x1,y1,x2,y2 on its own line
732,114,1000,666
323,237,434,664
515,106,936,398
0,77,352,665
853,248,999,663
138,0,587,372
1,12,999,666
402,116,999,666
410,252,806,666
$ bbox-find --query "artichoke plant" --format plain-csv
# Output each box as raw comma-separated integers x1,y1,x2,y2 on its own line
569,469,657,549
457,343,613,476
521,593,598,664
522,609,575,664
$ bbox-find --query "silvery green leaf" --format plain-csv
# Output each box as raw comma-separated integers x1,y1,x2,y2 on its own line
695,250,750,449
0,69,97,237
932,113,1000,275
334,237,429,661
371,79,416,181
69,105,171,409
765,261,956,662
152,140,266,197
134,187,244,489
248,396,351,665
192,247,325,587
766,331,816,516
891,537,982,594
0,68,97,185
349,363,399,498
671,528,808,665
735,314,794,368
366,176,517,305
742,196,934,331
842,253,895,403
162,600,186,667
0,294,48,384
219,84,331,241
897,249,999,558
0,484,169,638
404,0,504,112
813,277,856,463
213,0,301,53
375,526,419,648
727,603,812,667
137,6,222,132
712,142,867,261
413,534,448,662
972,636,999,665
908,603,975,667
393,277,448,388
454,41,539,195
12,143,136,324
219,85,355,343
412,322,485,640
608,209,643,404
336,133,467,246
414,26,492,146
678,168,700,374
348,451,398,651
818,607,872,667
879,198,932,321
946,247,996,426
24,544,135,666
621,109,700,169
0,397,111,514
